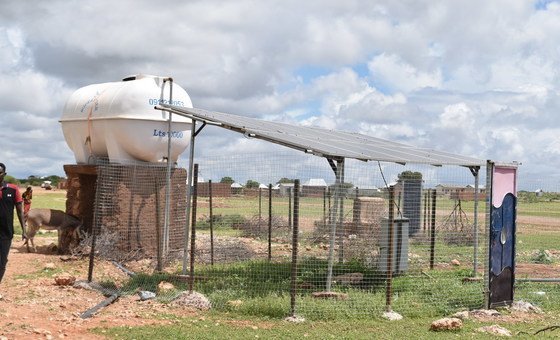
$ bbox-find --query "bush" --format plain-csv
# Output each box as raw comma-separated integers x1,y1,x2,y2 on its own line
197,214,248,229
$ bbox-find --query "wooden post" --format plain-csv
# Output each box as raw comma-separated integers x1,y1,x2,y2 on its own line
429,189,436,270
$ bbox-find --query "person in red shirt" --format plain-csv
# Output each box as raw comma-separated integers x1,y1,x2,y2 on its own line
0,163,26,285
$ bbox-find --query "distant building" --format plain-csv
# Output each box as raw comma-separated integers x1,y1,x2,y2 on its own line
302,178,328,197
231,182,244,195
436,184,486,201
278,183,294,197
535,189,544,197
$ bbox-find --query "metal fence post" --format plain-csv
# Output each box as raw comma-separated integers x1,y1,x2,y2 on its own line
385,185,395,312
189,164,199,293
290,179,300,317
268,183,272,261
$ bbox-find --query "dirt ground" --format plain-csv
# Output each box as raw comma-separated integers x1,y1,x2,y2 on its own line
0,236,198,340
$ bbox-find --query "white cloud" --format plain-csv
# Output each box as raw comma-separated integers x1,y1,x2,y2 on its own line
0,0,560,187
368,53,442,93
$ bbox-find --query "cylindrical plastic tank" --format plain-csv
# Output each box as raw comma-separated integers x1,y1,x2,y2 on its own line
60,74,193,164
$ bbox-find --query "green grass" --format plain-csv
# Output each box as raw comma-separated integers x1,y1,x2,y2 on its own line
13,189,560,338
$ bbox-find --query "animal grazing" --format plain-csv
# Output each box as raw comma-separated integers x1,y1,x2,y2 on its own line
24,209,83,254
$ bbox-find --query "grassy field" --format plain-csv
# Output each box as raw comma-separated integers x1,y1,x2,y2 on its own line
20,189,560,339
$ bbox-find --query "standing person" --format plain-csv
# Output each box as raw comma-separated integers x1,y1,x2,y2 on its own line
22,186,33,223
0,163,26,285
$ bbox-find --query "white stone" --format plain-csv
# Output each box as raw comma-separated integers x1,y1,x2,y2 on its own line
382,311,403,321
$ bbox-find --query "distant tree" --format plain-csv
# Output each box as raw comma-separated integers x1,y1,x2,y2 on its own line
245,180,260,189
4,175,20,185
328,182,354,191
277,177,294,184
220,176,235,184
398,171,422,181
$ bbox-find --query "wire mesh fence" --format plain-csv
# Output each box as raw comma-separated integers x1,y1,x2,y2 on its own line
83,150,493,319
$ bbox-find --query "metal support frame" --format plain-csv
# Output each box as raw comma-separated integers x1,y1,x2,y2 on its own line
484,160,494,308
325,157,345,292
162,78,173,257
469,166,480,276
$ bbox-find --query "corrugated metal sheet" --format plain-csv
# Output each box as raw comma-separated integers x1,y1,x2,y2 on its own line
160,104,484,167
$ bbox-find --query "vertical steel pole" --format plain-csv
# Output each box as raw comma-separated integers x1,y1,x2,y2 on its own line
288,188,293,229
473,170,480,276
182,120,196,274
290,180,300,317
484,161,493,308
189,164,199,293
259,187,262,226
423,191,428,232
337,159,345,263
268,183,272,261
163,79,173,256
326,160,341,291
385,186,395,312
323,187,327,228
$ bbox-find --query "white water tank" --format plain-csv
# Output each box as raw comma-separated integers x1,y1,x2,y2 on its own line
60,74,193,164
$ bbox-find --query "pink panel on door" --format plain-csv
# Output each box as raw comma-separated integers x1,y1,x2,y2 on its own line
492,166,517,207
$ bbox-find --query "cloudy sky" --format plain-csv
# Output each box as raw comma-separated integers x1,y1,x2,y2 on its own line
1,0,560,188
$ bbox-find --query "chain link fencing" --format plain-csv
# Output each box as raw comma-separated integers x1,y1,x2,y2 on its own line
81,150,497,319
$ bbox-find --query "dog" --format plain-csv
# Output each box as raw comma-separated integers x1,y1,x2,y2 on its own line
24,209,83,254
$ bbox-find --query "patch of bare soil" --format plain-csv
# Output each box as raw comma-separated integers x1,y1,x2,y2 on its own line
0,236,198,339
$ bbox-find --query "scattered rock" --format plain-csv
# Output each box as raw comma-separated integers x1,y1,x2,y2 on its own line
44,262,56,270
138,291,156,301
451,311,469,320
450,259,461,266
54,273,76,286
470,309,501,318
284,315,305,323
476,325,512,337
172,291,211,310
333,272,363,285
510,300,542,313
311,291,348,300
462,276,482,283
157,281,175,294
430,317,463,331
382,311,403,321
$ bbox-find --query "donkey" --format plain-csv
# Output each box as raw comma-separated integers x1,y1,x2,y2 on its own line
24,209,83,254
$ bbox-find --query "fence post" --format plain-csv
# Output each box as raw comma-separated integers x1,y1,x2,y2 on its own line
155,178,162,272
429,189,437,270
87,225,97,282
385,185,395,312
323,187,327,228
259,187,262,228
288,187,293,229
209,179,214,266
423,191,428,232
290,179,300,317
189,164,199,293
268,183,272,261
